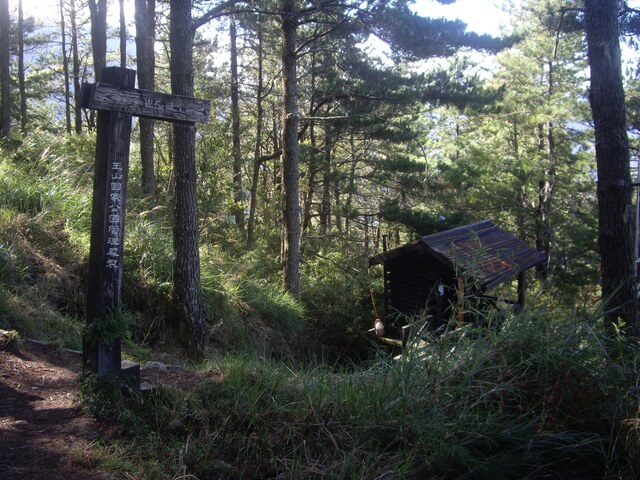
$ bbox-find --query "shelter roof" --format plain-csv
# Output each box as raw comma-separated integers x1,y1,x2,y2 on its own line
369,220,546,290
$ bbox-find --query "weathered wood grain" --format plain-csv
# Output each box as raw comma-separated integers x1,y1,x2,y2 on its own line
84,67,135,377
81,82,210,124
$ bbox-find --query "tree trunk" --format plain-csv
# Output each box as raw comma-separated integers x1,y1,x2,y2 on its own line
280,0,301,296
70,0,82,133
511,120,527,240
230,14,244,230
301,50,317,236
345,133,357,235
88,0,107,81
0,0,10,138
334,178,342,233
246,16,264,247
60,0,71,134
320,121,332,237
535,60,556,278
301,165,316,234
119,0,126,68
584,0,639,335
135,0,156,198
18,0,27,132
170,0,207,356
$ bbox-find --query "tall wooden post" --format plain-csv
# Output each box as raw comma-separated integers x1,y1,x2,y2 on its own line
83,67,135,376
81,66,209,380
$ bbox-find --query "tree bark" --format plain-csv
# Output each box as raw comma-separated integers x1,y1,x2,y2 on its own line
135,0,156,198
70,0,82,133
281,0,301,296
119,0,126,68
0,0,10,138
88,0,107,81
535,61,557,278
230,14,244,229
18,0,27,132
584,0,639,335
320,121,332,237
246,16,264,247
60,0,71,133
301,50,317,236
345,133,358,235
170,0,207,356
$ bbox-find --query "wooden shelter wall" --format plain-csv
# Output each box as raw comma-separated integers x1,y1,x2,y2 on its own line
386,252,453,318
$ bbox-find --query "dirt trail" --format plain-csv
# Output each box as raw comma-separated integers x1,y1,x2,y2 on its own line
0,341,109,480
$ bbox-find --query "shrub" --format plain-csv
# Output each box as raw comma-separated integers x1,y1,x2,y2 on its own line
301,251,375,362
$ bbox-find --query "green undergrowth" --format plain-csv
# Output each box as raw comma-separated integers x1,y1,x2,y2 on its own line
7,132,640,478
80,309,640,479
0,135,311,358
0,287,83,349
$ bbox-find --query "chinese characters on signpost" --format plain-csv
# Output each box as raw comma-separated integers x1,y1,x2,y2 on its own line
106,157,123,272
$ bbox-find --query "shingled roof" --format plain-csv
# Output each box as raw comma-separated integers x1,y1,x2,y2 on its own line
369,220,546,290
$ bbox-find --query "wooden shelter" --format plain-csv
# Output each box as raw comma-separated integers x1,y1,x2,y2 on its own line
369,220,546,339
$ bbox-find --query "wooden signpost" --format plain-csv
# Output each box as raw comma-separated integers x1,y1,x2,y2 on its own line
81,67,209,381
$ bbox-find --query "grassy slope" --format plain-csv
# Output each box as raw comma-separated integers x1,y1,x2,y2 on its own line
2,134,640,479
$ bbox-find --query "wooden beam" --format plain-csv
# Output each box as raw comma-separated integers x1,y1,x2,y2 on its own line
80,82,210,124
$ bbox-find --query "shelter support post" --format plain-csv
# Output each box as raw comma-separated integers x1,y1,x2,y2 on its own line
457,277,465,323
517,271,526,312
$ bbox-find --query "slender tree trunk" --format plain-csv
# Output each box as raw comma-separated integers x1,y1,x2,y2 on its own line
510,119,527,240
170,0,207,356
247,159,263,246
301,167,316,234
60,0,71,134
135,0,156,198
268,107,281,235
535,60,556,278
119,0,126,68
246,17,264,247
301,50,317,236
70,0,82,133
364,215,369,255
88,0,107,81
334,179,342,233
18,0,27,132
230,14,244,230
345,133,358,235
320,121,332,237
280,0,301,295
585,0,639,335
0,0,10,138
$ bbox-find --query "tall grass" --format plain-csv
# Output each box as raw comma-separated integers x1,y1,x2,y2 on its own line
198,248,307,359
301,251,375,362
83,306,640,479
6,132,639,478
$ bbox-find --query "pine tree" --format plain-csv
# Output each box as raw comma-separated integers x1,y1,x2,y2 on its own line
0,0,10,138
584,0,639,334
